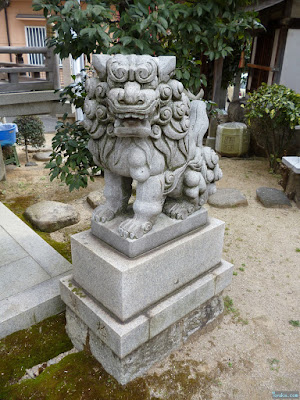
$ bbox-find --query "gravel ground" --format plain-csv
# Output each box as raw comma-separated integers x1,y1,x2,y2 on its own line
148,158,300,400
1,141,299,399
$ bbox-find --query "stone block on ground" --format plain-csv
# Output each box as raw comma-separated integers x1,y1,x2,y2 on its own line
86,191,105,209
282,156,300,174
256,187,292,208
24,200,80,232
61,259,232,359
285,172,300,208
208,188,248,208
282,157,300,209
72,218,224,321
33,152,52,162
65,292,224,385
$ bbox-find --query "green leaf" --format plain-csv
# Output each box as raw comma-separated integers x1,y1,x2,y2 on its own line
196,5,202,17
120,36,133,46
62,0,74,14
183,70,190,80
56,155,62,166
92,5,105,16
134,39,144,52
158,17,168,29
140,18,149,31
176,69,183,80
137,2,149,15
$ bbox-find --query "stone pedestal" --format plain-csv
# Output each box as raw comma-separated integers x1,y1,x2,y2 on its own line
61,214,233,384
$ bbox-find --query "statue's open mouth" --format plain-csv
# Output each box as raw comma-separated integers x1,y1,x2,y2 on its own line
114,116,151,137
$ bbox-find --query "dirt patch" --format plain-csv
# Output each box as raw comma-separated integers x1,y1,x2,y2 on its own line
1,142,299,399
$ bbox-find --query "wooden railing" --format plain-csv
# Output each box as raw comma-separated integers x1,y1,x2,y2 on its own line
0,46,60,93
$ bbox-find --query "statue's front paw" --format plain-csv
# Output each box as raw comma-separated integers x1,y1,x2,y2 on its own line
118,218,153,240
163,200,198,220
92,205,115,223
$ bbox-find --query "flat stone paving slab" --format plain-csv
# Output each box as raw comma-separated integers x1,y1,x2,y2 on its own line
0,202,72,339
24,200,80,232
208,188,248,208
0,256,50,301
0,226,28,266
256,187,292,208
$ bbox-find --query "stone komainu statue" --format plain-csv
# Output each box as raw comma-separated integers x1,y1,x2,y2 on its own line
84,54,222,239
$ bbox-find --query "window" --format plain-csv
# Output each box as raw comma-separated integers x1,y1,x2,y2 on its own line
25,26,46,65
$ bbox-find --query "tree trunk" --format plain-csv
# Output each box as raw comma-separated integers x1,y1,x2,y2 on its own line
25,140,29,163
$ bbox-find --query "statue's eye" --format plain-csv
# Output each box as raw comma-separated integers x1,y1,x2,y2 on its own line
109,61,129,83
135,61,157,84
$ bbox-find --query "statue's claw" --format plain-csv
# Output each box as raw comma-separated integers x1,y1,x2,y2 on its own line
119,218,153,240
163,200,199,220
92,205,116,223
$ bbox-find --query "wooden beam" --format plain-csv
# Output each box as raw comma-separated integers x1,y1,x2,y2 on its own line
0,81,54,93
273,26,288,84
268,28,280,85
247,63,279,72
0,90,61,106
0,46,48,54
0,66,50,73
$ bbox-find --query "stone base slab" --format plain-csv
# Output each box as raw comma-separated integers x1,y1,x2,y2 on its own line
0,202,72,339
60,259,232,359
65,294,224,385
71,218,225,322
91,208,208,258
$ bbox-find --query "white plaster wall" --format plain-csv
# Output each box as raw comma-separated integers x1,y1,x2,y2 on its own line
280,29,300,93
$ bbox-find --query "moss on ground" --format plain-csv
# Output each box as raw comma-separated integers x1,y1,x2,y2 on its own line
0,313,73,398
0,313,220,400
3,196,72,262
5,351,218,400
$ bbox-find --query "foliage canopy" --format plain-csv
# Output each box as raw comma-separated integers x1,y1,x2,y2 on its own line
14,116,45,148
32,0,260,190
246,84,300,170
0,0,10,11
33,0,260,93
13,116,45,164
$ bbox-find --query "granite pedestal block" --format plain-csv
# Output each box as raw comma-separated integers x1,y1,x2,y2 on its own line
91,208,208,258
61,215,232,384
71,217,225,321
65,294,224,385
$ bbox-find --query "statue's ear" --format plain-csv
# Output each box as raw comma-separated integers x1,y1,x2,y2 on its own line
158,56,176,83
92,54,111,79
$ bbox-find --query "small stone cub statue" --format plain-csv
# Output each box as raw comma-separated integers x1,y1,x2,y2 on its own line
83,54,222,239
